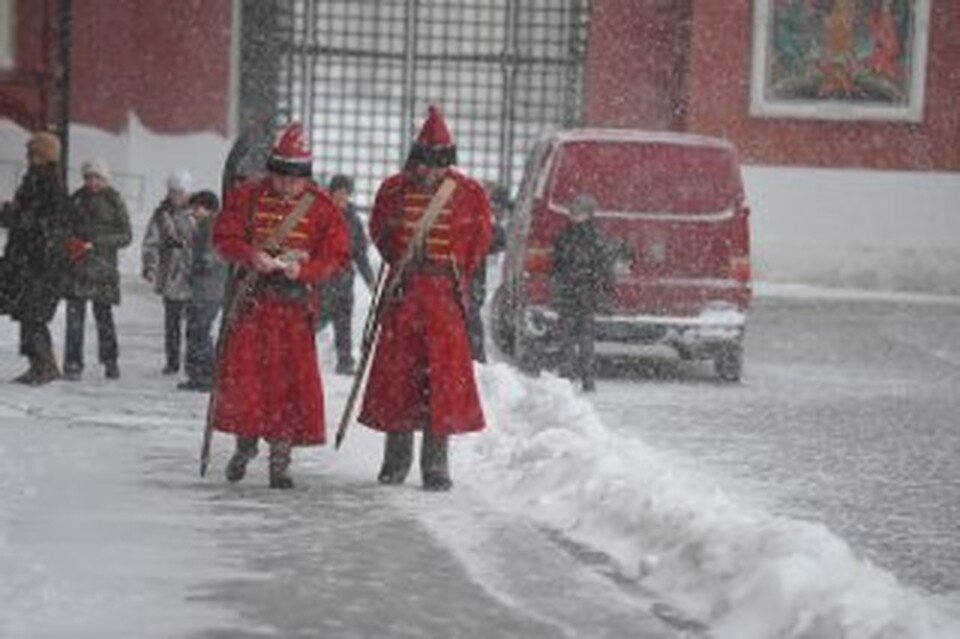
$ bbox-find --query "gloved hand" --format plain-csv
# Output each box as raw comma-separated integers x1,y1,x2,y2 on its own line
66,237,92,263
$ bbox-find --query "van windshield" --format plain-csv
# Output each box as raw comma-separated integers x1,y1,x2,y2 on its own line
548,141,740,214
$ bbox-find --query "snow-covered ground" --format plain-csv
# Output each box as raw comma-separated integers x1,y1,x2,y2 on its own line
1,281,959,638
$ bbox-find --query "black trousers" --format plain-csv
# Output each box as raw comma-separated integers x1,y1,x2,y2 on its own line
467,268,487,362
185,300,220,383
556,304,596,386
320,278,355,367
163,298,187,369
64,297,118,369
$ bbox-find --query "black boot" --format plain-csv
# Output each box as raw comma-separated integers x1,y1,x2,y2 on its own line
268,441,294,489
225,437,258,483
104,361,120,380
377,432,413,485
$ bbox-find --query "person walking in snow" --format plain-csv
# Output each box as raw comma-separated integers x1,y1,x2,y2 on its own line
358,105,493,491
0,131,71,385
62,159,132,381
552,193,613,392
211,122,349,489
316,173,376,375
141,171,195,375
178,190,227,392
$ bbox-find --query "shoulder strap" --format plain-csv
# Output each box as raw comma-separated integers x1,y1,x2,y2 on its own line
257,190,317,253
384,177,457,296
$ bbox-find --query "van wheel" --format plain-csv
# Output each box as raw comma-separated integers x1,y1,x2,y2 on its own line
714,344,743,382
491,286,515,356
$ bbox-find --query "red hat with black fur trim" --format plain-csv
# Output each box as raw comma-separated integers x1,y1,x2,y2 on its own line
267,122,312,177
406,105,457,169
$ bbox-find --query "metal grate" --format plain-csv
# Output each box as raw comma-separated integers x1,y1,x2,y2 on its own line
254,0,589,208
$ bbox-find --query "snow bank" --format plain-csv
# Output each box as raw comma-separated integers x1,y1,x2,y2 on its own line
463,363,960,639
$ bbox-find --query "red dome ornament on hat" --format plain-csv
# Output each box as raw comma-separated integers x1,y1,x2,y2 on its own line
406,105,457,169
267,122,313,177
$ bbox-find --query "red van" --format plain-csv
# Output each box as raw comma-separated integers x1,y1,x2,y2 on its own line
491,129,752,381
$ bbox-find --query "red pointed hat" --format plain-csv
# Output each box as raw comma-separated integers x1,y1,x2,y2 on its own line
416,105,454,146
267,122,313,177
406,105,457,168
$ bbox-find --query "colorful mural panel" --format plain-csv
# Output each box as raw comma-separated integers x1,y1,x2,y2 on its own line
750,0,931,121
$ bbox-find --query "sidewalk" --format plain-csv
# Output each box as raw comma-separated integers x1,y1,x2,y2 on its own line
0,289,677,638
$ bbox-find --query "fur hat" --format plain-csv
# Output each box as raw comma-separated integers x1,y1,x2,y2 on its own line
405,105,457,169
81,158,111,182
267,122,312,177
27,132,62,165
167,170,194,193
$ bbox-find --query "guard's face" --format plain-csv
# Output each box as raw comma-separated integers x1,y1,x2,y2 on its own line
412,162,445,189
271,173,308,200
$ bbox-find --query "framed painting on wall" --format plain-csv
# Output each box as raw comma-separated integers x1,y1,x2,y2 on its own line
750,0,932,122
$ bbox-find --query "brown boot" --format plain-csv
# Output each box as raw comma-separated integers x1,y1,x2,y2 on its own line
32,349,60,385
13,357,40,384
268,440,294,489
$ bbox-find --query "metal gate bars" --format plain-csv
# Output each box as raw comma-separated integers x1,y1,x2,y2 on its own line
243,0,589,207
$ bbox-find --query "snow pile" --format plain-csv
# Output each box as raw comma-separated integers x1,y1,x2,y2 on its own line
464,363,960,639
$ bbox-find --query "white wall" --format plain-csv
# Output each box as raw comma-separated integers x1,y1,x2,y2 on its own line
744,166,960,295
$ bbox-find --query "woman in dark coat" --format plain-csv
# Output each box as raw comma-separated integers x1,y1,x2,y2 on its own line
0,132,71,384
62,159,132,380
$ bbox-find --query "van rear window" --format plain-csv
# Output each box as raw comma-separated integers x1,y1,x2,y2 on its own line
549,141,740,214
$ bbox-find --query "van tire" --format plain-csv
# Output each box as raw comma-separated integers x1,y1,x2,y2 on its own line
714,343,743,382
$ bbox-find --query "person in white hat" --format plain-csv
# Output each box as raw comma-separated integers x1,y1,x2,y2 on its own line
62,159,132,380
141,170,195,374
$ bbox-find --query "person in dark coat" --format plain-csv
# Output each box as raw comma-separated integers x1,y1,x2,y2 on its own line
0,131,71,385
178,190,227,391
62,159,133,381
141,171,195,374
467,182,508,362
317,174,375,375
552,193,612,392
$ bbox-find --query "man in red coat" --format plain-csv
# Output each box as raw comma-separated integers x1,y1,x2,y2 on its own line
211,122,350,489
358,106,493,491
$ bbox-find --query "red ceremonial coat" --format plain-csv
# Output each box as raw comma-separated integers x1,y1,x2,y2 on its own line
358,169,493,435
211,178,350,445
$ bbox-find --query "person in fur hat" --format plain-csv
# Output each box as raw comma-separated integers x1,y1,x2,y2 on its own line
62,159,132,381
211,122,350,489
358,105,493,491
0,131,71,384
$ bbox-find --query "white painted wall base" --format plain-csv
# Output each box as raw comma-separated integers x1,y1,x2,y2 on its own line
744,166,960,295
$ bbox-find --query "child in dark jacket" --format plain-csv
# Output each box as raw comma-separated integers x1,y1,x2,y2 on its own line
552,193,612,392
178,190,227,391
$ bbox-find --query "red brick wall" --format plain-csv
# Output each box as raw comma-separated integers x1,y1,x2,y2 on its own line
0,0,58,129
70,0,232,135
585,0,690,131
585,0,960,172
